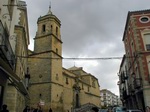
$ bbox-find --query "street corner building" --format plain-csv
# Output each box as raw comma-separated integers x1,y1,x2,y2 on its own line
118,9,150,111
27,3,101,112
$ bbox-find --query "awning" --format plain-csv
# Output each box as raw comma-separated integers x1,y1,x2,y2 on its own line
0,58,29,98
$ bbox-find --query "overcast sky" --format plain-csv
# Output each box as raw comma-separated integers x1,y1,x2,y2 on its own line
24,0,150,95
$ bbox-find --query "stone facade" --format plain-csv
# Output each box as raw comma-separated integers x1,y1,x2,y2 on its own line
28,8,101,112
0,0,29,112
6,1,30,112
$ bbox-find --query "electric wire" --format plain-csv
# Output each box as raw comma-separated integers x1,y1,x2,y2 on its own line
16,56,124,60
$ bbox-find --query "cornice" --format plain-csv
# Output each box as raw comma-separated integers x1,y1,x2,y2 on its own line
34,33,63,44
28,50,63,59
30,81,63,87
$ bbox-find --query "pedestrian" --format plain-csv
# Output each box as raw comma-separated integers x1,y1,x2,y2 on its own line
91,107,99,112
49,108,52,112
33,106,42,112
23,106,30,112
30,107,35,112
1,104,9,112
146,106,150,112
37,106,42,112
33,108,38,112
107,108,112,112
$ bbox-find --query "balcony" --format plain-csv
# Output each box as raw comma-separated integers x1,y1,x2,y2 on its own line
128,84,135,94
0,21,15,69
133,78,142,89
122,90,128,99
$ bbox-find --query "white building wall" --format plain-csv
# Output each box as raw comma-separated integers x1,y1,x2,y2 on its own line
0,0,10,30
0,0,22,54
101,89,119,107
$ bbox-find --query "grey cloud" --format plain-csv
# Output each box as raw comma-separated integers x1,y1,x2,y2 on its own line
25,0,150,95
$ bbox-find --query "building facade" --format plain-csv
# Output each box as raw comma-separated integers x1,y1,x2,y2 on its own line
100,89,119,108
0,0,29,111
28,8,101,112
119,9,150,111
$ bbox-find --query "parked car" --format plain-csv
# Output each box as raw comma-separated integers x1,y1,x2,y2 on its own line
126,109,142,112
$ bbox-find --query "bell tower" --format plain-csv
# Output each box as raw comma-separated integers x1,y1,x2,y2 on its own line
34,6,62,55
29,6,64,111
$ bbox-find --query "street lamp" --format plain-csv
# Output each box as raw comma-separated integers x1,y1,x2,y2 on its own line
25,67,30,89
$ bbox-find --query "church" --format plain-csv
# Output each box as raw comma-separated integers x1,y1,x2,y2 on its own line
28,6,101,112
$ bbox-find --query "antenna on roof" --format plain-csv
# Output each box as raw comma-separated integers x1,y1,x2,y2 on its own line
47,1,52,15
49,1,51,11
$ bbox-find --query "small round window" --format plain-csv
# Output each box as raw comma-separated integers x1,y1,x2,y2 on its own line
139,16,150,23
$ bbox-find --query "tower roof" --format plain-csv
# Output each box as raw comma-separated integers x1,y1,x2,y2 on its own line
37,3,61,26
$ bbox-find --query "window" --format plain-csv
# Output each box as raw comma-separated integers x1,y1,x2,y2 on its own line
51,25,53,32
121,72,125,83
82,84,84,90
56,48,58,54
75,93,79,108
56,27,58,36
66,77,68,84
88,87,89,92
42,24,46,32
135,67,140,79
92,80,96,87
143,33,150,51
56,74,59,80
139,16,150,23
146,44,150,51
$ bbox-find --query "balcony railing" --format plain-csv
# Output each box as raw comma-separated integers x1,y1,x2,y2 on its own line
128,84,135,94
133,78,142,89
122,90,128,99
0,21,15,69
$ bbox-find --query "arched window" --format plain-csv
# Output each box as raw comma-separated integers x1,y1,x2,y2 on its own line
56,74,59,80
88,87,90,92
66,77,68,84
56,27,58,36
42,24,46,32
51,25,53,32
56,48,58,54
76,93,79,108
